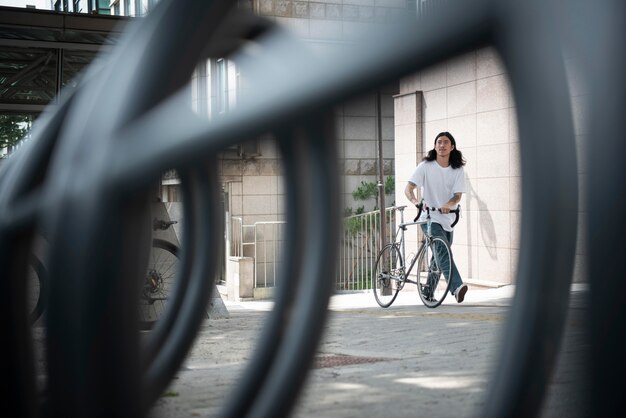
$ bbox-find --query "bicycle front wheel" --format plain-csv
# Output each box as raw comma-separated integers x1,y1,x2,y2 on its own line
139,239,180,326
417,237,452,308
373,243,403,308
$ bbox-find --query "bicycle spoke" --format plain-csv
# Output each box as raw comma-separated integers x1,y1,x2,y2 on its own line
139,240,179,325
373,244,403,308
417,237,452,308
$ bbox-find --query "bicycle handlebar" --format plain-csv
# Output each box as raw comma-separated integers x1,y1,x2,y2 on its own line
413,202,461,228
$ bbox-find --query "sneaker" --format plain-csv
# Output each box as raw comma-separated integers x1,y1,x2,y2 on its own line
454,284,468,303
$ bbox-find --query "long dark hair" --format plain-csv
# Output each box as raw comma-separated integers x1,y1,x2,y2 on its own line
423,131,466,169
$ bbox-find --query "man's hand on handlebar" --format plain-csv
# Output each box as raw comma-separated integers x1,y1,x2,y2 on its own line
414,201,461,226
440,203,453,214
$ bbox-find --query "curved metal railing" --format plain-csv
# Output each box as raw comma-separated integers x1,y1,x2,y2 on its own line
1,0,622,416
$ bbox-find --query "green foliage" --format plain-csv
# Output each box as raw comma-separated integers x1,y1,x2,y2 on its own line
384,175,395,195
351,176,395,203
0,115,31,151
343,206,365,217
341,177,395,291
344,176,395,236
337,271,373,290
344,207,366,235
345,176,394,219
352,180,378,201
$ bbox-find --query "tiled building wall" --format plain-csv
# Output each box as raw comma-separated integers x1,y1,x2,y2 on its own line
254,0,412,41
393,90,423,259
221,0,409,251
337,88,396,214
222,139,285,229
395,47,587,286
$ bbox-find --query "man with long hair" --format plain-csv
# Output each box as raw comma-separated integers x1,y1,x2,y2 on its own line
404,131,468,303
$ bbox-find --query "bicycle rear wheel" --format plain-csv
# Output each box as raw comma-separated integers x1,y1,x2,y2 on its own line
373,243,403,308
139,239,179,327
417,237,452,308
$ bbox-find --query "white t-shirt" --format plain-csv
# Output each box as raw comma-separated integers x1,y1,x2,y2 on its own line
408,160,466,231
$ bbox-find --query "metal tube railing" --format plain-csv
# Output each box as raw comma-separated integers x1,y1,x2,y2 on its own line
230,216,243,257
337,206,400,291
3,0,621,417
252,221,285,289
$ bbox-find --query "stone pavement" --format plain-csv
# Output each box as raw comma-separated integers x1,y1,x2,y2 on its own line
149,286,589,418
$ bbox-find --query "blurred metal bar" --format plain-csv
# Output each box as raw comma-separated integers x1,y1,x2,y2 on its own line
582,0,626,416
2,0,623,417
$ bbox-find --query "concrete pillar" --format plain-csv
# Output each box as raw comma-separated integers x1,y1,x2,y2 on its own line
227,256,254,301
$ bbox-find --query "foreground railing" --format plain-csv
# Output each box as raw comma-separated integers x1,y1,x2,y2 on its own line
1,0,623,417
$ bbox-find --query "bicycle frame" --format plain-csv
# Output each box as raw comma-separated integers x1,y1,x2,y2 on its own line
392,206,435,286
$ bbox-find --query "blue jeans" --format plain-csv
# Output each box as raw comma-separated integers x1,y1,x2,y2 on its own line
420,222,463,293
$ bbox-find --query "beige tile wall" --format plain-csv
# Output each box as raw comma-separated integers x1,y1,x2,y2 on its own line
222,0,408,231
395,46,587,286
393,91,422,255
395,48,519,285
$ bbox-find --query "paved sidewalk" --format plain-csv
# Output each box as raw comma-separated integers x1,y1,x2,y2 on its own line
150,286,589,417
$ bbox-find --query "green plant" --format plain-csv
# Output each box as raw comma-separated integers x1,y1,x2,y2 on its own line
344,176,395,235
351,180,378,201
343,206,365,236
340,176,396,289
0,115,32,152
384,175,395,195
338,270,373,290
351,175,395,203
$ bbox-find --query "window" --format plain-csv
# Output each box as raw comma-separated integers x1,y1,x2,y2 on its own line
88,0,110,14
135,0,142,16
216,58,229,114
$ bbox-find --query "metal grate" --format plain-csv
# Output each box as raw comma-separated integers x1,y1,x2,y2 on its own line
313,354,388,369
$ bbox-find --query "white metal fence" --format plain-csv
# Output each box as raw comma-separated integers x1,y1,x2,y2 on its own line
336,207,402,291
252,221,286,288
229,207,403,293
229,217,286,289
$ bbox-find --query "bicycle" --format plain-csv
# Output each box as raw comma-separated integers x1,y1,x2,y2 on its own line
27,218,180,326
373,202,460,309
137,218,182,328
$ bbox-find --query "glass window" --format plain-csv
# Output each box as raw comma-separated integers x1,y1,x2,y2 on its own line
216,58,228,114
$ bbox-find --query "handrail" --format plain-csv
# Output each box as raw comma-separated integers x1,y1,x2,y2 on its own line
338,206,401,291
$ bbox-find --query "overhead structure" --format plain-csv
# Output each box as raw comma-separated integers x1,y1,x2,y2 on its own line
0,6,127,114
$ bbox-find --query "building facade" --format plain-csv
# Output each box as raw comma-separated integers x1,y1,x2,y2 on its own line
3,1,588,291
395,47,587,286
181,1,411,279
